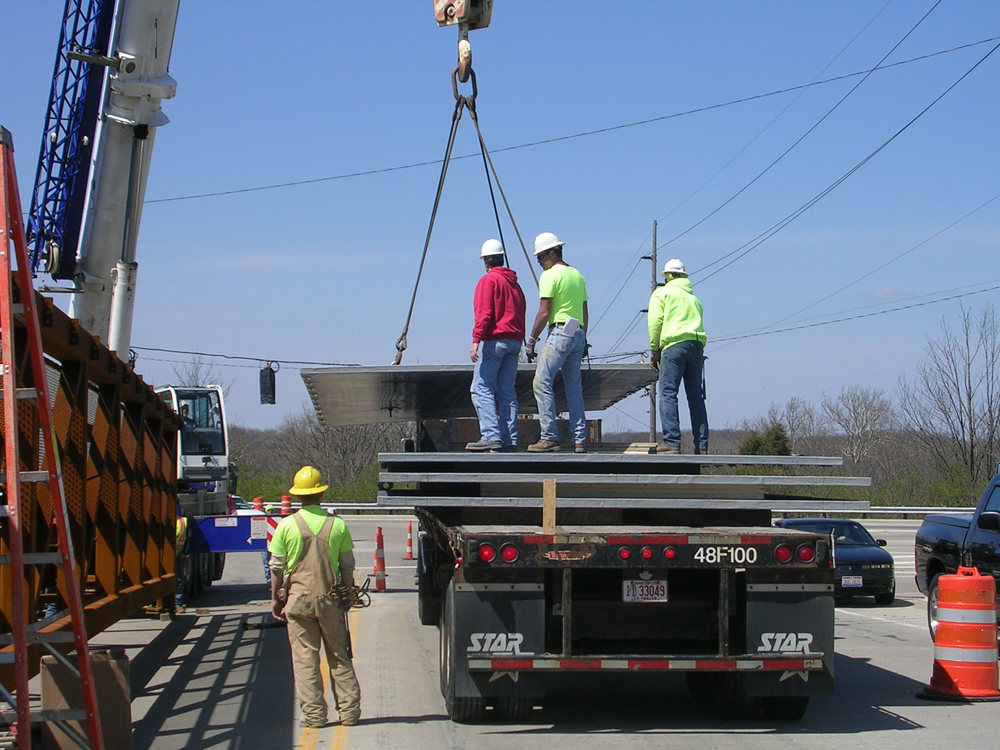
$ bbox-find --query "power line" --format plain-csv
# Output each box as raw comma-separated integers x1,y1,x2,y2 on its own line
711,283,1000,344
142,36,997,205
662,0,941,256
692,38,1000,284
131,345,360,368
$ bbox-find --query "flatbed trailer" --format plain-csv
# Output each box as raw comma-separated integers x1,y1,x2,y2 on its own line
378,451,870,723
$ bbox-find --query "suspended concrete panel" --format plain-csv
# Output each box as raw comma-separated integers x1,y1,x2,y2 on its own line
301,364,657,427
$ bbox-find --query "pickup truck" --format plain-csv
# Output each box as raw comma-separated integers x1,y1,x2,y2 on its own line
914,474,1000,639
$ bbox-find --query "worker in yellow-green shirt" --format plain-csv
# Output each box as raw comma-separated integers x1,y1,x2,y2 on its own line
525,232,589,453
269,466,361,728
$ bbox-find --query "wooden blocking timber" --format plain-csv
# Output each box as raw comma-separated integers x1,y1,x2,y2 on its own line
543,479,557,534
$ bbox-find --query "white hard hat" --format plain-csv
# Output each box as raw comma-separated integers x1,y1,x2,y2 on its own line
480,238,505,258
662,258,687,276
533,232,564,256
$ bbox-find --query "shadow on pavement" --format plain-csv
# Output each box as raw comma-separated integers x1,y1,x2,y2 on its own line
130,611,295,750
477,652,931,736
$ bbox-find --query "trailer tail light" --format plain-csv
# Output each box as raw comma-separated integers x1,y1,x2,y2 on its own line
618,547,631,560
477,543,496,563
641,547,654,560
796,544,815,564
775,544,793,564
500,544,519,563
664,547,675,560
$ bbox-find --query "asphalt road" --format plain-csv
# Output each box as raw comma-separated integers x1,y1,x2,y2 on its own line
89,516,1000,749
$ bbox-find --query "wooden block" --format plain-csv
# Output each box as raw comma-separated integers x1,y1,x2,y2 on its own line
543,479,557,534
624,442,657,454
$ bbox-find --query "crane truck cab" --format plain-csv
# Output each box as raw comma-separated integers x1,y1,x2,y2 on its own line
156,384,232,517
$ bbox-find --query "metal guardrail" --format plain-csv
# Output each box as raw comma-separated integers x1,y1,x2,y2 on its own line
318,503,975,516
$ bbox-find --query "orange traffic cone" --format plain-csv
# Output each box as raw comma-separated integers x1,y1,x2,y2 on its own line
920,567,1000,701
405,520,414,560
373,526,387,591
281,494,292,516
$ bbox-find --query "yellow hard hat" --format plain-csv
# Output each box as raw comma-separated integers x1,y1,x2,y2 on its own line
289,465,328,496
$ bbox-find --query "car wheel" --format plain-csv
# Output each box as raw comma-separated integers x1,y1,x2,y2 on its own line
874,580,896,606
927,576,940,642
762,696,809,721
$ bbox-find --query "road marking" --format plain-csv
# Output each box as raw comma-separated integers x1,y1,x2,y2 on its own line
837,608,926,630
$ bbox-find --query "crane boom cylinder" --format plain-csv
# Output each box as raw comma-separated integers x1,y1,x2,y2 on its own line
69,0,179,343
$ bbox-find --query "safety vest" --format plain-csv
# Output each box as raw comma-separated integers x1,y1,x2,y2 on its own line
176,516,188,549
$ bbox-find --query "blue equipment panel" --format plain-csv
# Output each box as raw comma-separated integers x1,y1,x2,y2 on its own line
190,515,275,554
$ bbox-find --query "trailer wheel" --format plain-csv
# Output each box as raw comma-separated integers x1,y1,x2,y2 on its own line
417,535,441,626
494,697,532,722
927,576,940,642
685,672,722,703
719,674,761,720
440,580,486,723
762,696,809,721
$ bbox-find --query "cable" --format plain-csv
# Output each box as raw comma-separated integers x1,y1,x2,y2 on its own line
748,191,1000,334
711,283,1000,345
693,39,1000,284
131,345,361,368
661,0,941,255
653,0,894,236
141,37,998,205
589,258,645,335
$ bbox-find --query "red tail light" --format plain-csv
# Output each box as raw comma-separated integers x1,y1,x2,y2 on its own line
775,544,793,563
664,547,675,560
477,543,496,563
618,547,631,560
500,544,519,563
641,547,654,560
796,544,815,563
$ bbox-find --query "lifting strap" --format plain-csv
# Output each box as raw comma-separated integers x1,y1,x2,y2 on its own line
393,67,536,365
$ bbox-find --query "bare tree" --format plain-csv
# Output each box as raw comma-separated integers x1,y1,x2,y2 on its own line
171,355,235,399
897,305,1000,482
822,385,896,464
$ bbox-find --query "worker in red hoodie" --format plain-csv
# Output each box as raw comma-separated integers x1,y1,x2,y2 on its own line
467,239,527,452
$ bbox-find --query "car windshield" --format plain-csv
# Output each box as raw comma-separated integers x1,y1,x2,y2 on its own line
232,496,249,510
786,522,876,546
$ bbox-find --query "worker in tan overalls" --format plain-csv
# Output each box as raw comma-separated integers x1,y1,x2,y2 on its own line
269,466,361,727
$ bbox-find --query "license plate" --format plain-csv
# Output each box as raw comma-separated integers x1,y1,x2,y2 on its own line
623,579,668,603
842,576,863,588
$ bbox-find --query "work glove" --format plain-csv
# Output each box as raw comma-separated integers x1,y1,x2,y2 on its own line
525,336,537,362
650,349,661,373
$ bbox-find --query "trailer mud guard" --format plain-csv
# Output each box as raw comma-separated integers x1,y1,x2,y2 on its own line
745,584,834,696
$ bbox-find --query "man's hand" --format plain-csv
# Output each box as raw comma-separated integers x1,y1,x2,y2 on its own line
525,336,537,362
650,349,661,373
271,589,287,621
470,342,479,362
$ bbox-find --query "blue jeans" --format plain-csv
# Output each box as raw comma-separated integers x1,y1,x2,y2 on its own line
262,550,272,584
533,327,587,444
471,339,521,444
658,340,708,449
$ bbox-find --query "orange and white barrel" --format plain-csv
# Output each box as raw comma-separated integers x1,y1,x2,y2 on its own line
922,566,1000,701
280,494,292,516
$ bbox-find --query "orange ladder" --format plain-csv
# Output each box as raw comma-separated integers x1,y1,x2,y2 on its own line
0,126,104,749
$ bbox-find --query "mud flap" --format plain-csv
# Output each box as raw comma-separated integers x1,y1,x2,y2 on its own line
745,586,835,697
447,581,545,700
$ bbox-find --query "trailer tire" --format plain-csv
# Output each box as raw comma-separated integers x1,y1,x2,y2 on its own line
417,535,441,626
686,672,722,703
719,674,761,720
440,580,486,723
762,696,809,721
494,697,532,722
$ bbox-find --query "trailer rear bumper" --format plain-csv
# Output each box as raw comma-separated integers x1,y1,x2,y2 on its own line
468,655,825,671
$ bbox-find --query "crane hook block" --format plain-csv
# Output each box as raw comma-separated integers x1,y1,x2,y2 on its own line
433,0,493,31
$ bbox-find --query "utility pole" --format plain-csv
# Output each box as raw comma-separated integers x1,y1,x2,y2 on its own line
647,221,657,442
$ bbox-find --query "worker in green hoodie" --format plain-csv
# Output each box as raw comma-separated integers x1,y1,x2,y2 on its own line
648,259,708,454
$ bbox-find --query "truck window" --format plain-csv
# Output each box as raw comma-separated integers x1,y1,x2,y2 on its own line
983,485,1000,513
177,390,225,456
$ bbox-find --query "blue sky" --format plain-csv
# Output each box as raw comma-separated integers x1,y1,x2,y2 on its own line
4,1,1000,433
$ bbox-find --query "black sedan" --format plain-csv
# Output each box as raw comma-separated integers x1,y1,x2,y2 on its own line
773,518,895,605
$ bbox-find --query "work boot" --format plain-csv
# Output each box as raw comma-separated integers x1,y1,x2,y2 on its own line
694,445,708,455
466,440,502,452
574,443,587,454
656,443,680,454
527,439,560,452
498,444,517,452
